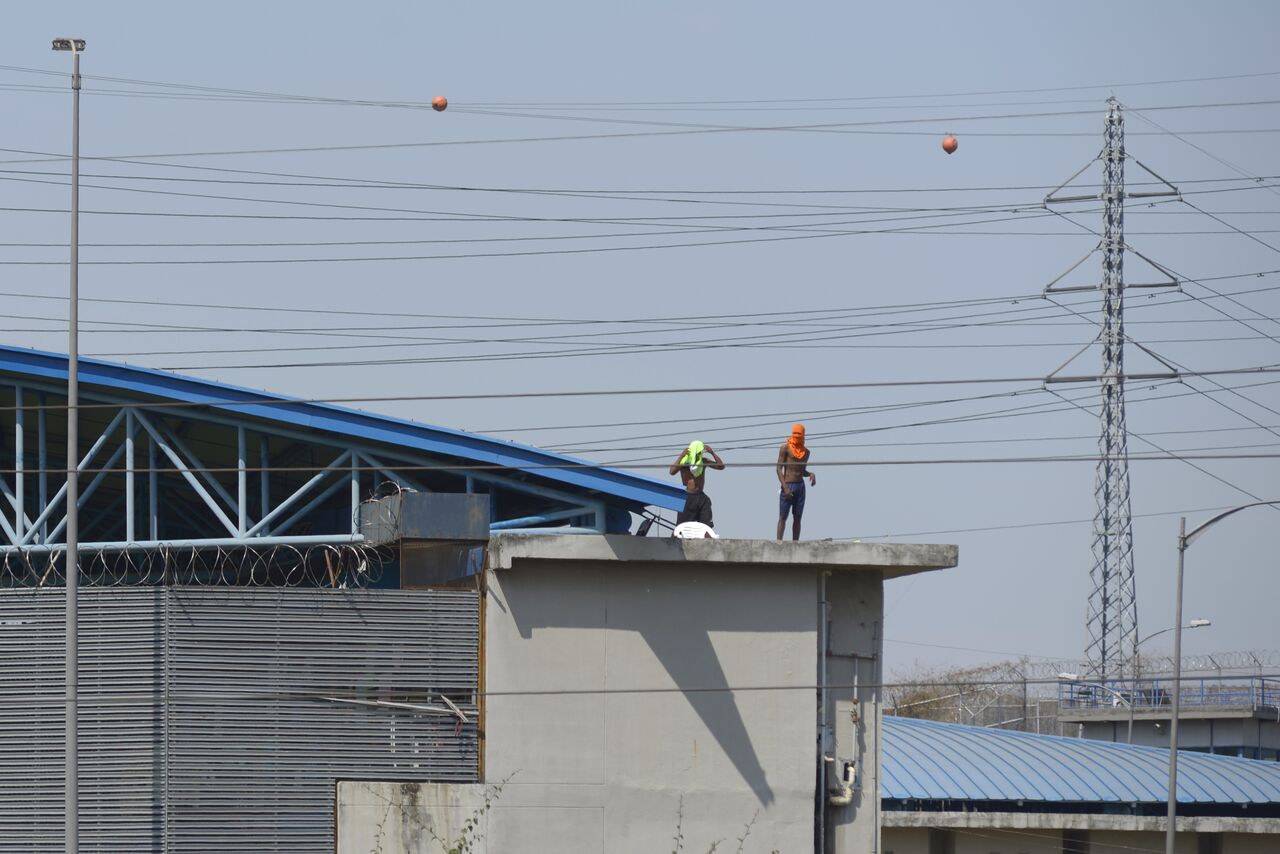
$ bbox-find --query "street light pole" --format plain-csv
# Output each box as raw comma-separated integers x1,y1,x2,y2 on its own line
51,36,85,854
1166,516,1185,854
1166,501,1280,854
1058,674,1134,743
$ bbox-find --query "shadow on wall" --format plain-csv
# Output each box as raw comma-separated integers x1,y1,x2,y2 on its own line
494,562,820,807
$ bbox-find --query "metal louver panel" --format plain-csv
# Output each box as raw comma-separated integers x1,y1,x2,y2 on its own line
166,588,480,852
0,588,165,853
0,587,480,853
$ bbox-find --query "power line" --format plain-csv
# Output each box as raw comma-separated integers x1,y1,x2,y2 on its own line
853,503,1249,541
6,452,1280,479
547,379,1280,457
7,62,1280,109
2,98,1279,163
0,269,1273,329
6,366,1279,413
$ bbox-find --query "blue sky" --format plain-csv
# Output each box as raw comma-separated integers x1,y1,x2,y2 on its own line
2,1,1278,678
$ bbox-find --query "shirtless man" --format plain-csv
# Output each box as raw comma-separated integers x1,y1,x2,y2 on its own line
777,424,815,540
669,440,725,527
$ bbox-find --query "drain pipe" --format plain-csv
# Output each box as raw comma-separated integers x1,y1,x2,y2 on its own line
872,621,882,854
816,571,830,851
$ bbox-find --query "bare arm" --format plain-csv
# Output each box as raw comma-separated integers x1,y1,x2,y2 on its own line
703,446,726,471
807,453,816,486
777,445,789,487
669,448,690,476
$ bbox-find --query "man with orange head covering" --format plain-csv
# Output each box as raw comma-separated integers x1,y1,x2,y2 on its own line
776,423,816,540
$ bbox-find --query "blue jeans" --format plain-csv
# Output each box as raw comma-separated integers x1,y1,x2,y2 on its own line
779,480,806,520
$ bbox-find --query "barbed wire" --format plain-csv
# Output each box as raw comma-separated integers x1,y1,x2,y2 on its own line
0,541,390,588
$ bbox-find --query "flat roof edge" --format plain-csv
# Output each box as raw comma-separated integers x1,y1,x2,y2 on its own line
882,811,1280,834
487,533,957,575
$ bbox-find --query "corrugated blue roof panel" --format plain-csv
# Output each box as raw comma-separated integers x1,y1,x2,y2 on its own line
0,345,687,512
883,716,1280,804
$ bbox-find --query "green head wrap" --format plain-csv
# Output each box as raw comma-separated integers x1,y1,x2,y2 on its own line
680,440,706,477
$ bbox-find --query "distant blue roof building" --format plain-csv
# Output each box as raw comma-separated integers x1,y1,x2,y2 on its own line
883,716,1280,809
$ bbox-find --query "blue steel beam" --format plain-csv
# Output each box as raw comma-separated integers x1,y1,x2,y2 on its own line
271,471,351,538
19,408,126,545
3,370,657,548
14,372,618,522
490,508,596,530
245,450,351,537
149,413,244,526
133,410,238,537
45,441,127,544
0,346,686,511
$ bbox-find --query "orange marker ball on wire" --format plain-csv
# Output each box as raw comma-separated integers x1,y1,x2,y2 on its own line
941,134,958,154
432,95,448,112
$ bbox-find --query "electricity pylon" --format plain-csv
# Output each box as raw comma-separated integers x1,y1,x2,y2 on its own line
1045,98,1180,681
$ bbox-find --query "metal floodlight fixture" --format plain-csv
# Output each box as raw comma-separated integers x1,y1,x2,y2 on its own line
52,39,86,52
1189,619,1211,628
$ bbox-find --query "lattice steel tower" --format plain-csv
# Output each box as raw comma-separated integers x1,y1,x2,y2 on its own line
1045,99,1179,681
1088,99,1137,680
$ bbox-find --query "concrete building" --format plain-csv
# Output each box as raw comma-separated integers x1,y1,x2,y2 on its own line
1059,676,1280,760
881,716,1280,854
337,534,958,854
0,347,961,853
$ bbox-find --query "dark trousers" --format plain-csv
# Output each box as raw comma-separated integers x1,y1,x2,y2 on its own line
677,491,713,526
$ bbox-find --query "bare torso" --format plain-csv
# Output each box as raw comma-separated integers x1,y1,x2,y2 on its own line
677,467,706,493
777,445,809,483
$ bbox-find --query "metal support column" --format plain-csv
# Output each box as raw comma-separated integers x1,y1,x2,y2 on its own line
237,426,247,535
125,409,135,542
37,392,47,544
14,386,23,541
149,435,159,542
259,434,270,536
350,452,360,534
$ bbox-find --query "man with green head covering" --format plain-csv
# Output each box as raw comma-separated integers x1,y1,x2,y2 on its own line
669,440,725,527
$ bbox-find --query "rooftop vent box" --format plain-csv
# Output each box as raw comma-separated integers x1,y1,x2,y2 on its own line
359,491,490,546
360,491,490,588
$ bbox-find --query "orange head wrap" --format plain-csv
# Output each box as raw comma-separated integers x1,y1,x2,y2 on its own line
787,423,807,460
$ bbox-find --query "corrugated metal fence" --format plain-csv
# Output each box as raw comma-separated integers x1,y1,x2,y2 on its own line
0,587,481,852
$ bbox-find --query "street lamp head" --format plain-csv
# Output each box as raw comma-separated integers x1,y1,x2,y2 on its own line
1189,619,1211,628
52,39,86,52
1057,672,1079,681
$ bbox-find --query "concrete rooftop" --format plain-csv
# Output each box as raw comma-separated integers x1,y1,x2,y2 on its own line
487,533,958,579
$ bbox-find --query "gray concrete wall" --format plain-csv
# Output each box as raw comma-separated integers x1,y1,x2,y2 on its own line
337,782,493,854
482,557,822,853
1080,715,1280,757
335,534,956,854
883,813,1280,854
822,571,884,854
883,825,1278,854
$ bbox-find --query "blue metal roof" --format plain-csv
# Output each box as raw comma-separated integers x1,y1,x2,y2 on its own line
0,345,686,512
883,715,1280,805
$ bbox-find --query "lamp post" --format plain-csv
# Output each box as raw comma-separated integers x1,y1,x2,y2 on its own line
1057,673,1134,744
1133,618,1212,694
1137,619,1211,650
1167,502,1279,854
51,36,85,854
